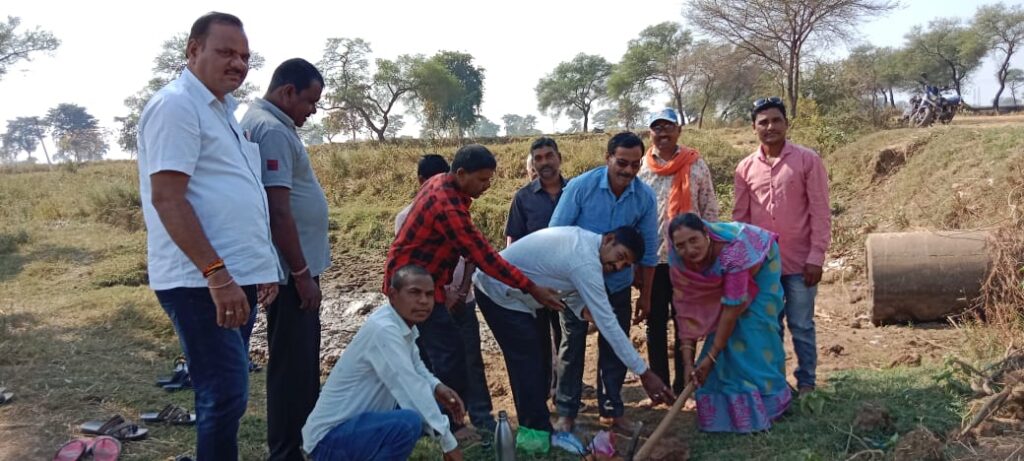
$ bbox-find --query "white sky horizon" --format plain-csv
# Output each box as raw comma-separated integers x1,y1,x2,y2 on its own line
1,0,1022,161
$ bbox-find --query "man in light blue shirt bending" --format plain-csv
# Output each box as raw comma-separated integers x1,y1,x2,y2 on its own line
548,131,659,432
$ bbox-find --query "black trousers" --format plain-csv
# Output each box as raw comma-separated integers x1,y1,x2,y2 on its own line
266,276,322,461
476,289,554,432
646,264,685,393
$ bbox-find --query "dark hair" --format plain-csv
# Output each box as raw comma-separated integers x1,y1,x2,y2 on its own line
188,12,243,45
606,132,645,156
667,212,707,241
751,100,788,123
390,264,433,290
609,226,645,261
268,58,324,93
417,154,450,179
451,144,497,173
530,137,560,158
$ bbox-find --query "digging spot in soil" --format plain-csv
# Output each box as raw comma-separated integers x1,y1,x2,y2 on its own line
646,437,690,461
892,426,943,461
853,401,894,433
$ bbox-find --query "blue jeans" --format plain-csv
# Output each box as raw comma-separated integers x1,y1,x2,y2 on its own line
155,286,258,461
450,300,495,432
780,275,818,389
310,410,423,461
556,287,632,418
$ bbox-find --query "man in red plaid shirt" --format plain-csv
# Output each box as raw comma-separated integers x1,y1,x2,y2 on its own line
384,144,563,435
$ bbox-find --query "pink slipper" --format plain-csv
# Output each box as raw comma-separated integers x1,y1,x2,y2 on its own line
91,436,122,461
53,439,91,461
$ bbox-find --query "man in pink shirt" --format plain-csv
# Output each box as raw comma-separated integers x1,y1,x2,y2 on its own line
733,97,831,396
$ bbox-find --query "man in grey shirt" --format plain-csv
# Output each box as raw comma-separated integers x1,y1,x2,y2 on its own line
240,58,330,461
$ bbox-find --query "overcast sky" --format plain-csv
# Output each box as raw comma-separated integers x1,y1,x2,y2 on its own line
1,0,1022,160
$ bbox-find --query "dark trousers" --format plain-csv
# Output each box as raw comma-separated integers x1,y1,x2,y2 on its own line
266,277,322,461
476,289,554,432
646,264,685,393
450,299,496,432
557,287,632,418
417,302,470,428
155,286,258,461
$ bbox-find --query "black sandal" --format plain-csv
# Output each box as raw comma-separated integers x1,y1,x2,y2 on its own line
141,404,196,425
80,415,149,441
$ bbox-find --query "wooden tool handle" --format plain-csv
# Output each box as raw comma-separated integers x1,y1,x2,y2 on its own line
632,382,697,461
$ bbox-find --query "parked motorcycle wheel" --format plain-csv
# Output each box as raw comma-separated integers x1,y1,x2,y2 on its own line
912,107,935,128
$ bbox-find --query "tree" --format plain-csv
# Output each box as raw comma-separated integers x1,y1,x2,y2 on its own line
468,116,500,137
501,114,540,136
3,116,51,165
592,109,617,131
46,103,108,163
297,122,326,146
1007,68,1024,106
319,38,421,142
687,0,897,118
905,18,988,97
413,51,485,139
116,33,264,153
974,3,1024,110
0,138,16,164
0,16,60,80
609,22,694,118
384,114,405,140
536,53,612,133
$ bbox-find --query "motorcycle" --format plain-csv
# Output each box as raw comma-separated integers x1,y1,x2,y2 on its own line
904,74,961,127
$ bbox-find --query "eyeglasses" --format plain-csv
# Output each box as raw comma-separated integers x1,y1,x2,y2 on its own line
753,96,784,109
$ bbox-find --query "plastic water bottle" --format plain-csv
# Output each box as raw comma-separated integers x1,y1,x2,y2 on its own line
494,411,516,460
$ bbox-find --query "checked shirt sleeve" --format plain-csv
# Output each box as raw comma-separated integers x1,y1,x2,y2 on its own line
440,208,534,292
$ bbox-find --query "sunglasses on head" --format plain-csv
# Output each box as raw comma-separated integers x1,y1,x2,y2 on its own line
753,96,784,109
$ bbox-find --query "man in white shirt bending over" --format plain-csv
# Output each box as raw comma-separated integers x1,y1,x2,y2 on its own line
301,265,464,461
473,226,675,437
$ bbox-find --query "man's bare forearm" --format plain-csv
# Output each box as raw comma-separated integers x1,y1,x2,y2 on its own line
152,187,220,271
640,265,656,303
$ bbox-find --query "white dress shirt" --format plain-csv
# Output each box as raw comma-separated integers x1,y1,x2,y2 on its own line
137,68,278,289
301,304,457,454
473,226,648,375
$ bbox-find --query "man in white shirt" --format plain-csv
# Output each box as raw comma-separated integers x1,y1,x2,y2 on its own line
302,265,464,461
473,226,675,435
137,12,278,460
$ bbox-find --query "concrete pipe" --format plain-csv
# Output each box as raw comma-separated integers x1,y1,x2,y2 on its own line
866,231,991,325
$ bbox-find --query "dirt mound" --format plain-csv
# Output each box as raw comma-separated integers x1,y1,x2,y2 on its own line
646,437,690,461
871,137,928,182
853,401,894,433
892,426,943,461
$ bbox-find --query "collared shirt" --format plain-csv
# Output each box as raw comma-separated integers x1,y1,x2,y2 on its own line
637,146,719,263
733,141,831,275
395,203,474,303
549,166,659,293
137,68,278,290
301,304,457,454
384,174,535,303
505,176,567,240
240,98,331,282
474,226,648,375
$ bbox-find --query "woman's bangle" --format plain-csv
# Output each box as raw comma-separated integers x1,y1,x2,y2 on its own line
291,265,310,277
209,277,235,289
708,353,718,364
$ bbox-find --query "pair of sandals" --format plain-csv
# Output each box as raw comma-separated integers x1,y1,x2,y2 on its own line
54,436,121,461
